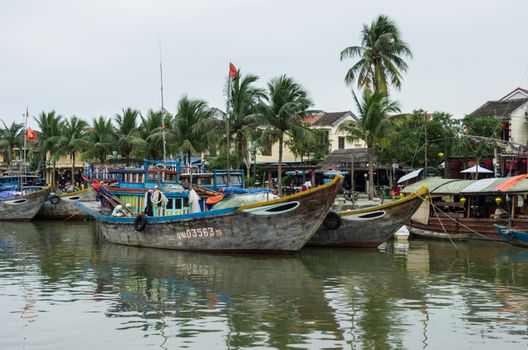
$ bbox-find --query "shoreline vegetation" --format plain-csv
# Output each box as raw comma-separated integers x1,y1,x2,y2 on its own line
1,15,502,197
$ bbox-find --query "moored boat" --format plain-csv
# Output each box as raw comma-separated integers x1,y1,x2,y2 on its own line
494,224,528,247
409,227,472,241
0,187,51,221
36,188,96,220
308,186,427,248
76,175,343,253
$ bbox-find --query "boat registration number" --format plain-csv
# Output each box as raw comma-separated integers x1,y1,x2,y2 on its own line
176,227,223,240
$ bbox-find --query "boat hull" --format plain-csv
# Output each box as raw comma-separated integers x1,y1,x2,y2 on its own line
408,217,528,242
494,224,528,247
37,188,95,220
0,188,51,221
308,187,426,248
79,176,343,252
409,227,472,241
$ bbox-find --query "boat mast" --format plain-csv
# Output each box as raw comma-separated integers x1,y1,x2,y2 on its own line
22,107,28,191
159,38,167,183
424,113,428,178
226,65,232,187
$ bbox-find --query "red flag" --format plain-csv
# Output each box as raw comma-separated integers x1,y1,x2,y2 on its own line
229,62,237,78
27,127,37,141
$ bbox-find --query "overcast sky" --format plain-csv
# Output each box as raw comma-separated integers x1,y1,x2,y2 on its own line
1,0,527,128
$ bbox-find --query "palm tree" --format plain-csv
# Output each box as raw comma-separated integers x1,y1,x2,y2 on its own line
253,75,312,195
0,120,24,169
340,15,412,93
229,70,266,169
164,96,215,166
34,111,63,187
138,109,166,160
55,116,89,184
114,108,146,164
82,116,115,164
338,90,400,199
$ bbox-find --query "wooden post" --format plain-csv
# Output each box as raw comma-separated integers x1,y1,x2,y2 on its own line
311,169,315,187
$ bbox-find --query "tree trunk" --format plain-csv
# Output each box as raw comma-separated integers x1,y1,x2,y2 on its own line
236,137,243,169
368,143,375,200
301,155,306,183
278,133,284,196
387,168,393,193
71,151,76,186
52,160,56,189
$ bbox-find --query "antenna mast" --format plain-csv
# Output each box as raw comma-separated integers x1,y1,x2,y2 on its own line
159,38,167,182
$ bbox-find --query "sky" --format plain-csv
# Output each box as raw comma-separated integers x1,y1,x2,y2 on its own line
1,0,527,128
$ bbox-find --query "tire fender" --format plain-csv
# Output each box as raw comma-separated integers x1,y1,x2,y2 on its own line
49,195,61,205
323,211,342,230
134,214,148,232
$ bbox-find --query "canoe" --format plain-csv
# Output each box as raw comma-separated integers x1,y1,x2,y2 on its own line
0,187,51,221
76,175,343,252
409,227,472,241
37,188,96,220
494,224,528,247
308,186,427,248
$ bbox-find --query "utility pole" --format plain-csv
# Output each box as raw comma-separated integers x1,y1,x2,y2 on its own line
350,150,355,191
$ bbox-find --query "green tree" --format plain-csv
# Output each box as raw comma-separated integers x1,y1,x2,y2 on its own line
339,90,400,199
253,75,312,195
34,111,63,187
55,116,89,184
82,116,115,164
229,69,266,169
0,120,24,169
138,110,167,160
340,15,412,92
114,108,146,163
285,123,323,183
164,96,215,165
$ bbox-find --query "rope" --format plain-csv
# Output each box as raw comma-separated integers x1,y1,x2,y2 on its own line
430,200,459,250
415,192,496,241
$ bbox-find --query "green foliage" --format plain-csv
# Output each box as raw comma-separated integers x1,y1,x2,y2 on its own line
0,120,24,167
82,116,115,164
341,15,412,92
114,108,147,162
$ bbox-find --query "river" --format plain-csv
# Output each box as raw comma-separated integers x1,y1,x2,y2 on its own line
0,221,527,349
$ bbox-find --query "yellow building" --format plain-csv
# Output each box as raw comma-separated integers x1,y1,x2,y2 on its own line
254,111,365,164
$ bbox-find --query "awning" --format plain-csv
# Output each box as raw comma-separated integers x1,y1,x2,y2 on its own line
323,171,348,176
460,165,493,174
397,168,423,184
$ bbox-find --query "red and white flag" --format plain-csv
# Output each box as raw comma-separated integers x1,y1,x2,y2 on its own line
229,62,237,78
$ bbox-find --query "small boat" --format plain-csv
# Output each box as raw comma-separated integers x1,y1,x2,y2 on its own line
37,188,96,220
76,175,343,253
308,186,428,248
409,227,472,241
494,224,528,247
0,186,51,221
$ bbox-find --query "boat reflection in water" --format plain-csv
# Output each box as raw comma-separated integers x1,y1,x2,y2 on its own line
1,221,528,349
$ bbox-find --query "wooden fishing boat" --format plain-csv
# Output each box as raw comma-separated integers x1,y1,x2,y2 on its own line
76,175,343,253
36,188,96,220
494,224,528,247
0,187,51,221
409,227,472,241
403,176,528,241
308,186,428,248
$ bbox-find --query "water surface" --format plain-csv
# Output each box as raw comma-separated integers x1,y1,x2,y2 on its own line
0,221,527,349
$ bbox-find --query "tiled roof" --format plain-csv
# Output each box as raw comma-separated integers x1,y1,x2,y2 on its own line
469,98,528,118
303,114,322,125
312,111,351,126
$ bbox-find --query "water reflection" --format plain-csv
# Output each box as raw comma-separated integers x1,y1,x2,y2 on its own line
0,222,527,349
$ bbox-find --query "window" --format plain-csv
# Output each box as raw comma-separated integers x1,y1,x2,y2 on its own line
338,137,345,150
166,198,174,209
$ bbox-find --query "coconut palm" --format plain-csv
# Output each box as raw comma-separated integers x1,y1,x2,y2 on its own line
138,109,166,160
55,116,89,184
82,116,115,164
338,90,400,199
253,75,312,195
229,70,266,169
0,120,24,169
114,107,146,163
34,111,63,187
340,15,412,93
163,96,215,165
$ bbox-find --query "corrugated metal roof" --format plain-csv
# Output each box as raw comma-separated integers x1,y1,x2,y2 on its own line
499,178,528,193
461,178,507,193
402,178,459,194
